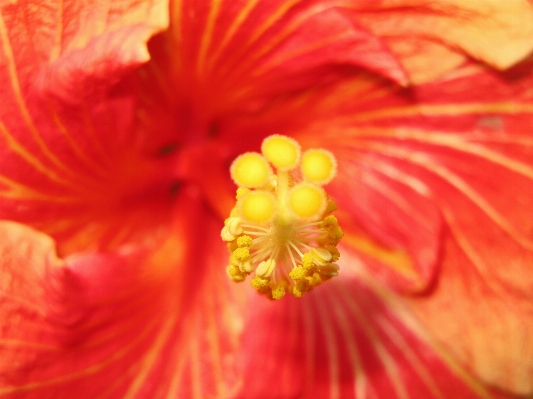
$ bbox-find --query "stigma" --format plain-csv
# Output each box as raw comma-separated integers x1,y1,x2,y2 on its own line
221,135,343,300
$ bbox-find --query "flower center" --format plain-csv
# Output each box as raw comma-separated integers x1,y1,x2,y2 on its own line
221,135,343,300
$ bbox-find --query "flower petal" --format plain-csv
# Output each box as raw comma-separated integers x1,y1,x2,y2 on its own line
155,0,408,120
336,65,533,393
0,0,174,255
222,57,533,394
237,267,510,399
0,194,245,398
341,0,533,83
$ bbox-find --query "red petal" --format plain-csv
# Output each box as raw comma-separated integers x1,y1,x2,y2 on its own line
0,195,245,398
238,268,512,399
152,0,408,117
341,0,533,83
330,66,533,393
0,0,172,254
221,59,533,394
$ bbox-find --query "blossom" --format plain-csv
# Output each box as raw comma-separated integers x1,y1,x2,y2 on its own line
0,1,533,399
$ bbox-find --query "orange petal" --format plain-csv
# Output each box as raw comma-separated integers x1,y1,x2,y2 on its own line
0,0,171,255
228,58,533,394
238,268,510,399
342,0,533,83
0,196,245,398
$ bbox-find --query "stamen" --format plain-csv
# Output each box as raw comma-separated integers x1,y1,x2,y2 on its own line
221,134,344,300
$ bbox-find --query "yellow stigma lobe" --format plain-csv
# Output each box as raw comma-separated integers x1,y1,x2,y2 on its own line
221,135,344,300
231,152,272,188
301,149,337,184
239,191,276,224
261,135,301,170
288,183,326,220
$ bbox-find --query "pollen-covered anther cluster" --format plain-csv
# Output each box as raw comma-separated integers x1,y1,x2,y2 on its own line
221,134,343,300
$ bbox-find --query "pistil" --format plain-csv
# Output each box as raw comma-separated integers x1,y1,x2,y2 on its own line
221,134,343,300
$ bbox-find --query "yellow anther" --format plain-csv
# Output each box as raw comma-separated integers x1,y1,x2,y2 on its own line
226,265,245,282
311,273,322,285
240,260,254,273
237,235,253,247
238,191,276,224
324,199,338,214
233,247,250,261
318,263,340,277
326,246,340,262
229,254,240,267
301,149,337,185
230,152,272,188
292,287,303,298
295,278,310,292
322,215,339,229
226,217,243,235
288,183,326,220
261,135,301,170
289,266,306,281
255,259,276,278
301,253,315,270
251,276,269,290
220,226,236,242
309,247,332,265
271,285,286,300
325,225,344,245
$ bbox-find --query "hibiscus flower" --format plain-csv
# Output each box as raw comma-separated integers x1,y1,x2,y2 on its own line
1,1,533,398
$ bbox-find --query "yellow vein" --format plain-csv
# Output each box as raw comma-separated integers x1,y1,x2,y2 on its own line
327,291,370,399
353,127,533,179
196,0,223,76
0,317,159,395
252,30,353,78
312,293,341,399
122,315,177,399
350,103,533,123
48,100,110,179
354,141,533,250
302,294,317,398
206,0,261,71
0,119,68,185
439,202,526,301
248,0,301,46
190,320,203,399
377,317,446,399
336,284,409,399
170,0,183,46
206,289,226,398
362,278,496,399
216,3,331,83
0,11,79,179
51,0,64,61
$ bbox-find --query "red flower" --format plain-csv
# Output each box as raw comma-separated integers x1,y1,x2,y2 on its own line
0,1,533,398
